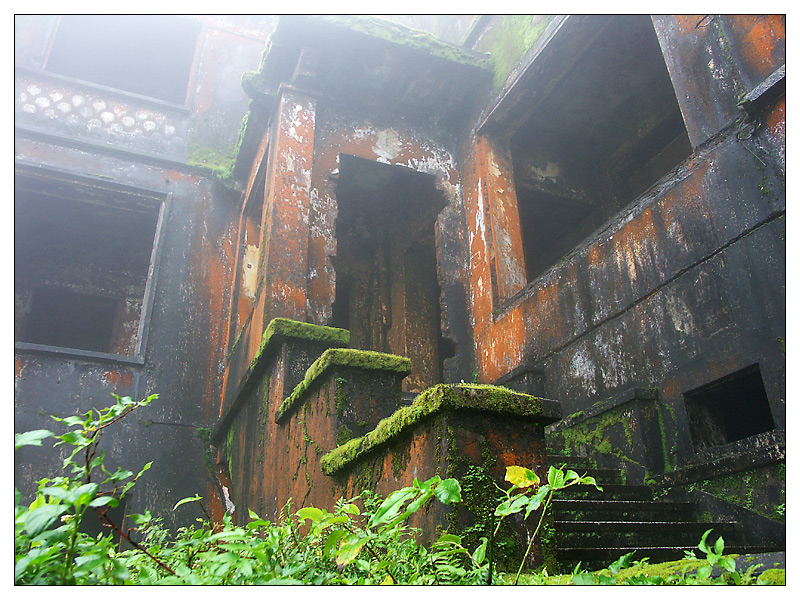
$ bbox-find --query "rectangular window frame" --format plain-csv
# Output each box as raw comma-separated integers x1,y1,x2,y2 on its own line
35,15,204,111
14,163,170,366
477,15,692,313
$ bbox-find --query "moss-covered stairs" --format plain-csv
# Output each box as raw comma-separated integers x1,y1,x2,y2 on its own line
547,453,781,570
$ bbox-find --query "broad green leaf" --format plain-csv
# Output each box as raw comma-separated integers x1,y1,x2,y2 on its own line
525,485,549,518
14,429,53,450
609,551,635,574
55,430,90,448
434,478,462,504
42,485,72,502
326,515,349,525
547,466,566,489
473,537,488,566
436,533,462,545
719,556,736,573
28,494,46,511
408,490,434,513
24,504,67,536
324,530,348,558
505,466,540,489
128,510,151,525
105,469,134,483
698,529,713,554
580,475,602,491
73,482,99,507
564,469,580,482
697,565,712,579
494,493,529,517
336,534,368,566
380,574,394,585
296,507,324,522
714,535,725,556
369,488,416,526
342,502,360,515
418,475,440,493
89,495,118,508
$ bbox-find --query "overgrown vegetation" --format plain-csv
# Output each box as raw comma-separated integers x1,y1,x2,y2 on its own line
14,394,783,585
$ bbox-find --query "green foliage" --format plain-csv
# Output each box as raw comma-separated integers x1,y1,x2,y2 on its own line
492,464,602,584
14,395,783,585
15,394,157,584
14,395,477,584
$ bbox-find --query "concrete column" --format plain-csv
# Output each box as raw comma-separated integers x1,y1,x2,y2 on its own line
259,84,317,323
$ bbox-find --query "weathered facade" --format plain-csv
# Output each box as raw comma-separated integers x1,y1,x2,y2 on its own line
15,15,785,567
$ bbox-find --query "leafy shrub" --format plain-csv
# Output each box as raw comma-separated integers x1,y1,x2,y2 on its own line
14,394,479,585
14,393,782,585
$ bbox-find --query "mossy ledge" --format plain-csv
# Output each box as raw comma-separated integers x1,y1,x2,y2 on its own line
320,384,560,475
211,318,349,444
245,318,348,376
274,348,412,424
318,16,493,71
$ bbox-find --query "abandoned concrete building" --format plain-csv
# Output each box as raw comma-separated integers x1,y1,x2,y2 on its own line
14,15,785,569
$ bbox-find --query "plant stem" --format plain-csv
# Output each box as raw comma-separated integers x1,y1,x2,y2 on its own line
513,494,552,585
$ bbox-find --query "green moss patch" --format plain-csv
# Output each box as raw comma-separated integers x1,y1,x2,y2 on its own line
318,16,492,71
320,384,553,475
275,348,412,424
690,463,786,522
475,15,554,90
248,318,349,377
187,136,237,181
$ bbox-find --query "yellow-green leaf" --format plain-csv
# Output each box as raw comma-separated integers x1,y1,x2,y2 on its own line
505,466,539,488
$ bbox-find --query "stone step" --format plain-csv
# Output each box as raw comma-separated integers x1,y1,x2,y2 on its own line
552,498,696,521
554,520,743,548
546,450,783,571
558,483,654,501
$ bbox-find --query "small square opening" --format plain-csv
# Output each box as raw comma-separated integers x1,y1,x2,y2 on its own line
684,364,775,452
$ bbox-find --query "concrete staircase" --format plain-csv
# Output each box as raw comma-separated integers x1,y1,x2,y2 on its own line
547,454,779,570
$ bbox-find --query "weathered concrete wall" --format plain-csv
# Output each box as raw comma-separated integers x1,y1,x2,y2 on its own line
14,16,274,529
462,14,784,479
14,15,274,168
216,324,561,570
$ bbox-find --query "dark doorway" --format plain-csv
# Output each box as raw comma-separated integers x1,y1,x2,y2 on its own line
332,155,447,392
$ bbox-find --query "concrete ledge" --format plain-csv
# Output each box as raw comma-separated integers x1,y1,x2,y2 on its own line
547,387,659,433
274,348,412,423
654,429,785,486
213,318,349,443
321,383,560,475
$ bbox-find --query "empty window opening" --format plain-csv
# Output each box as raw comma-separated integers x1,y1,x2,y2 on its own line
509,15,691,282
15,171,161,356
332,155,448,393
684,364,775,453
45,15,201,105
